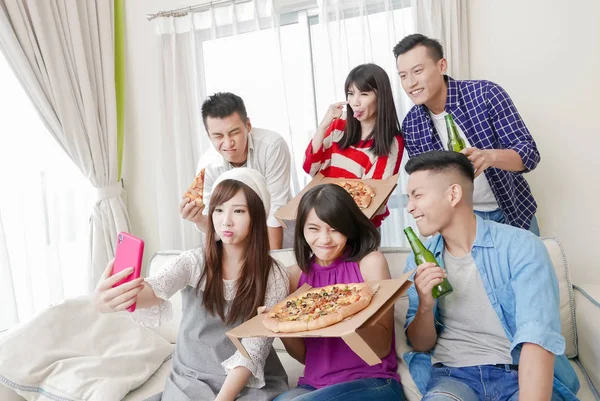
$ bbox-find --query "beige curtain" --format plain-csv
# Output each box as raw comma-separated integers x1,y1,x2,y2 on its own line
151,0,294,250
412,0,470,79
0,0,130,289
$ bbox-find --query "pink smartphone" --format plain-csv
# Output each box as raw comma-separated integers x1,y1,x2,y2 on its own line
112,232,144,312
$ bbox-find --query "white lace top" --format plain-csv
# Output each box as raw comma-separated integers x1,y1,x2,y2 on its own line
131,248,289,388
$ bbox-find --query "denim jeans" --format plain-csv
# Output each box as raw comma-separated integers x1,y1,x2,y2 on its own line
474,209,540,236
423,364,565,401
272,378,405,401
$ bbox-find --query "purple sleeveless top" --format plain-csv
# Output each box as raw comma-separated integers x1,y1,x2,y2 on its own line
296,255,400,388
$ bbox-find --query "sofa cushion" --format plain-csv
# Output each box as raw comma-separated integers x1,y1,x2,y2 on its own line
395,295,422,401
573,284,600,393
122,359,172,401
0,296,174,401
569,358,599,401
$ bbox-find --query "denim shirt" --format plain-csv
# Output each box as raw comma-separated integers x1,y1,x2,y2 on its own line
403,216,580,400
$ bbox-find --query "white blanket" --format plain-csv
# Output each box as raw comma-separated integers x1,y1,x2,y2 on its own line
0,296,174,401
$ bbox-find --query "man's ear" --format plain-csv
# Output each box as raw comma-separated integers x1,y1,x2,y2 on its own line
439,58,448,75
449,183,463,207
245,117,252,133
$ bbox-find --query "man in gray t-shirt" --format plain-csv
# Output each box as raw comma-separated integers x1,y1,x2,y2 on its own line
401,151,578,401
431,248,512,368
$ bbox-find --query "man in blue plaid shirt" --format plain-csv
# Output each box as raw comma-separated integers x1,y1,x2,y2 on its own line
394,34,540,234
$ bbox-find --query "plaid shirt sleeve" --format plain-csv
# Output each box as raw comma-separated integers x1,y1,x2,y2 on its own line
486,82,540,172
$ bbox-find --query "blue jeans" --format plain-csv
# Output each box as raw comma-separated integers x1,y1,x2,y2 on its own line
474,209,540,236
423,364,565,401
272,378,405,401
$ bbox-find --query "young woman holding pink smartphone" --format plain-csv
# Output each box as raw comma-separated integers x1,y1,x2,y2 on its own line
93,168,289,401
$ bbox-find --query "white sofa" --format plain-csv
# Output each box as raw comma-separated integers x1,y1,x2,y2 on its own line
1,238,598,401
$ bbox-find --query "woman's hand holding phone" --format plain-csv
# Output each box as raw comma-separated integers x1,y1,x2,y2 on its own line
94,259,145,313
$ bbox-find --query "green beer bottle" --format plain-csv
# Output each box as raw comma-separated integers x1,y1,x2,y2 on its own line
445,114,466,152
404,227,453,299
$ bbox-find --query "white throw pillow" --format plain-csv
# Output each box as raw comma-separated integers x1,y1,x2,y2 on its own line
0,296,174,401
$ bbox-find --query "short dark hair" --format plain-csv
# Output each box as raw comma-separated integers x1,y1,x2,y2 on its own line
405,151,475,182
342,63,401,157
201,92,248,128
393,34,444,61
294,184,380,273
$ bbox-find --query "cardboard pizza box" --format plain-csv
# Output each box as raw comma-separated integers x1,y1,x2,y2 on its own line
226,272,413,366
274,173,400,229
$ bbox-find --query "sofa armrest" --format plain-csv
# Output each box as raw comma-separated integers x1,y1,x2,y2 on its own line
574,284,600,392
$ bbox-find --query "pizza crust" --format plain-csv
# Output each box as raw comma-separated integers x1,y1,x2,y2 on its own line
307,311,343,331
263,316,309,333
338,286,372,318
262,283,373,333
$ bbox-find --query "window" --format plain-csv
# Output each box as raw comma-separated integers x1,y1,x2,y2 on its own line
203,21,316,193
0,53,94,329
200,2,416,246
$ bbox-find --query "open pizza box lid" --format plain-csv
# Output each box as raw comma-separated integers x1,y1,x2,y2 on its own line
226,272,413,366
274,173,400,228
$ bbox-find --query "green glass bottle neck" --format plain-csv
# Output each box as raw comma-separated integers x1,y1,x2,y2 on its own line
447,125,461,140
404,228,427,254
445,116,461,138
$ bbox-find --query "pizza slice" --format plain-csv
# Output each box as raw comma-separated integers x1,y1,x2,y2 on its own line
184,168,206,207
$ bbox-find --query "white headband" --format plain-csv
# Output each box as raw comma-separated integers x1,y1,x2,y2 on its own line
212,167,271,216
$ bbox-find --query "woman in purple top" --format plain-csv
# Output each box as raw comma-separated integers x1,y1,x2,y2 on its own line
273,184,405,401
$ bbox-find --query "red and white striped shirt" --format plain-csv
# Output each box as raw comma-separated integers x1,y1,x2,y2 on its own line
303,118,404,227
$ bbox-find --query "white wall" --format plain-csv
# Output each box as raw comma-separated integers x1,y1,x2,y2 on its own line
122,0,191,265
468,0,600,284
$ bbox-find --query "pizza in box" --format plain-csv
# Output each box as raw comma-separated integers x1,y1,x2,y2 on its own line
334,180,376,209
263,283,373,333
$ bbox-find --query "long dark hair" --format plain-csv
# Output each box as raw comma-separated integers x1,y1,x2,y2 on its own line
198,179,274,325
340,63,400,157
294,184,380,273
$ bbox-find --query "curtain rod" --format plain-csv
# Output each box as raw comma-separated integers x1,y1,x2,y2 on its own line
147,0,253,21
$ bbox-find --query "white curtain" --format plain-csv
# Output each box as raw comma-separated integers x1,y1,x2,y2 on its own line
0,1,130,302
0,213,18,331
312,0,415,246
152,0,302,250
151,0,468,250
0,52,96,330
412,0,470,79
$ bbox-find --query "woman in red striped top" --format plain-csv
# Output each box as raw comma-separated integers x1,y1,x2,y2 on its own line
303,63,404,228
